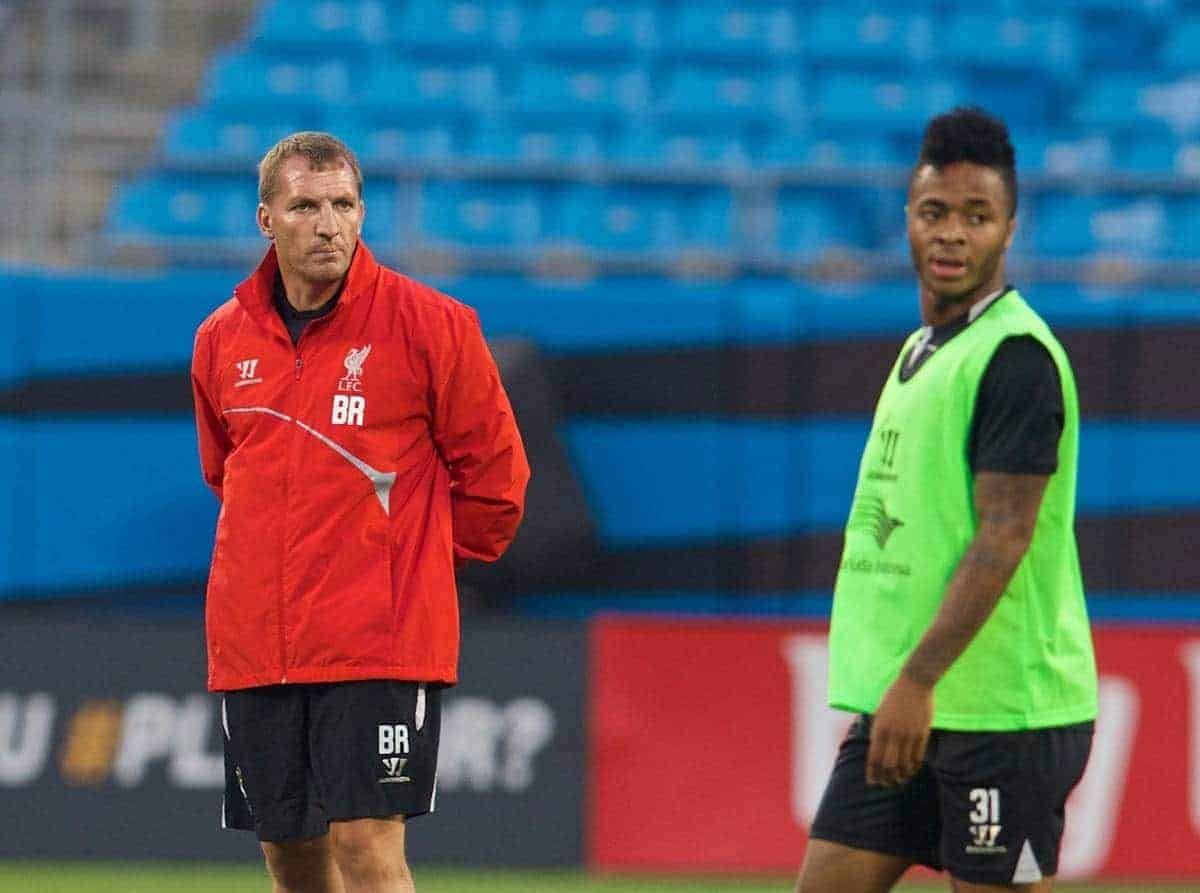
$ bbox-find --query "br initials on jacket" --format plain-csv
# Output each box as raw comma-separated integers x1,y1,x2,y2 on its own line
332,345,371,425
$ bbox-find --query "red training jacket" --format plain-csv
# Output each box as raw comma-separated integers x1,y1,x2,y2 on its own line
191,243,529,691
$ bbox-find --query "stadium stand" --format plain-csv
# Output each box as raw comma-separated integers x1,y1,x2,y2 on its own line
7,0,1200,604
84,0,1199,278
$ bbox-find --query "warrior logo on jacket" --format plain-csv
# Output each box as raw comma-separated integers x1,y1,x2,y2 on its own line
234,358,261,387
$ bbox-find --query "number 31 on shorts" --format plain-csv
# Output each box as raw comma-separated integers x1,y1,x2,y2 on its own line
969,787,1000,824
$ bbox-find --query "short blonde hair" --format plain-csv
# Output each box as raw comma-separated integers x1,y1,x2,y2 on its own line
257,131,363,204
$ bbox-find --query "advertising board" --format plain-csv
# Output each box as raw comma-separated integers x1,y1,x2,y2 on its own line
0,614,584,865
590,617,1200,879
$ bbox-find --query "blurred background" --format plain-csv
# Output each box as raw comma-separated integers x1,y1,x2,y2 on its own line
2,0,1200,886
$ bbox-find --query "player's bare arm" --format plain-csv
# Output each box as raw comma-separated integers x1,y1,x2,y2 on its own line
866,471,1050,788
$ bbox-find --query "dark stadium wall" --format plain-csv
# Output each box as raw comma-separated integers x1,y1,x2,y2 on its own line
0,613,586,865
1,269,1199,600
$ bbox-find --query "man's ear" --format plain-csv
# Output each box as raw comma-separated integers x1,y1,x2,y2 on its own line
257,204,273,240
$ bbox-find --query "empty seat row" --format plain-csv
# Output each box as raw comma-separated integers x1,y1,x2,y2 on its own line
1033,194,1200,258
163,106,1200,179
203,53,1088,132
108,175,397,246
204,50,1200,136
252,0,1184,77
107,174,886,256
108,173,1200,259
206,54,803,124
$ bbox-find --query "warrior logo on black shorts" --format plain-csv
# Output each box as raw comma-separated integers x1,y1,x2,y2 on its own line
378,723,412,784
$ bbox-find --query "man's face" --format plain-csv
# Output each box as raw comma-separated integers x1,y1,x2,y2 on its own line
907,161,1015,308
257,155,364,287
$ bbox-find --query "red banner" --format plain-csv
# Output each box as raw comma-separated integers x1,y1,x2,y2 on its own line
589,618,1200,879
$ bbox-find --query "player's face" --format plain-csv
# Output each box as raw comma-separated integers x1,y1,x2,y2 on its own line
907,161,1015,321
257,155,364,288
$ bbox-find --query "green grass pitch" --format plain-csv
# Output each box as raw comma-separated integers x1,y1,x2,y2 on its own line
0,864,1190,892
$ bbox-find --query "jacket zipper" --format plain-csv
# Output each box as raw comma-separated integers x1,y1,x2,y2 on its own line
280,321,293,683
279,305,338,683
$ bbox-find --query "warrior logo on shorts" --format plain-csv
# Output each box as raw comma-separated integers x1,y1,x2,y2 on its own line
378,722,412,784
380,757,410,784
966,787,1006,854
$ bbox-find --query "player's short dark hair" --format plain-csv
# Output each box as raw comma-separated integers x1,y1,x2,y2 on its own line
258,131,363,205
911,107,1017,217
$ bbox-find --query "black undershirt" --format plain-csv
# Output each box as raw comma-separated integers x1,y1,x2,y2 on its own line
899,292,1064,476
273,274,342,345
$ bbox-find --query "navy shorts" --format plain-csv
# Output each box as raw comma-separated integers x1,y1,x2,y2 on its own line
221,680,441,842
809,714,1093,886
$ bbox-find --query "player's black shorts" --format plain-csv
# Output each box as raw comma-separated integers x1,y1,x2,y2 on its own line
220,680,442,843
809,714,1093,886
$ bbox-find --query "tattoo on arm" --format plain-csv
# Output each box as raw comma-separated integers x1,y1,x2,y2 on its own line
901,472,1050,688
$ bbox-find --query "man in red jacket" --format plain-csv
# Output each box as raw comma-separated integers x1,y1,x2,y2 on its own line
191,132,530,892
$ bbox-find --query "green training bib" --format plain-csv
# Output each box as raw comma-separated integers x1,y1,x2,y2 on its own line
828,290,1098,731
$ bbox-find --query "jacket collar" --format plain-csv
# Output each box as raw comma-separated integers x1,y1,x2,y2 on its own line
235,240,380,322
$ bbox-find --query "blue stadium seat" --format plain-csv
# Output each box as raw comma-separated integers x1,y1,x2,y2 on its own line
527,0,657,60
513,64,650,124
419,182,546,247
808,9,935,66
1169,196,1200,256
775,190,868,258
328,116,459,164
679,187,735,249
666,3,800,62
1072,76,1149,129
162,109,306,163
362,62,500,122
815,73,962,133
109,174,260,241
466,123,605,164
1074,10,1163,69
397,0,523,56
206,51,358,111
964,72,1056,129
359,182,398,247
940,14,1079,78
1033,194,1169,258
659,66,803,128
1055,0,1173,11
1119,135,1180,173
1006,206,1038,261
1174,141,1200,176
559,186,685,251
1014,133,1114,175
1163,17,1200,66
1076,75,1200,135
1139,78,1200,135
113,172,395,247
1032,195,1101,256
250,0,391,50
613,126,751,169
759,130,900,167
